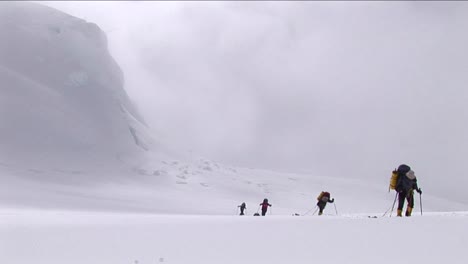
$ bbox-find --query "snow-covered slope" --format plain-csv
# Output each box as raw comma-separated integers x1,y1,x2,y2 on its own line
0,2,154,171
1,209,467,264
2,155,466,214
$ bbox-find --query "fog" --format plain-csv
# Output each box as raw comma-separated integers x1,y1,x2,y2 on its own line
39,1,468,200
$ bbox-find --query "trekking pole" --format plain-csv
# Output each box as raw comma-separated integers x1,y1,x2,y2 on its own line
382,204,392,217
389,191,398,217
302,208,311,216
302,206,316,216
419,191,423,216
311,207,319,216
333,202,338,215
382,192,398,217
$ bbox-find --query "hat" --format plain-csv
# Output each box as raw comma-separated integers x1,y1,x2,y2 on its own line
398,164,411,174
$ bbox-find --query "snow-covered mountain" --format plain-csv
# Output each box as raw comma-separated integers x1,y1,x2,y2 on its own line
0,2,156,171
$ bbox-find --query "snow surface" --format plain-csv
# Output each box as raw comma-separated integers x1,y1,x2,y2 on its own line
1,209,467,264
3,155,467,214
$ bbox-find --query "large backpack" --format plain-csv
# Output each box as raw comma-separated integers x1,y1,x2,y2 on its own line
389,169,399,192
317,191,330,202
389,164,411,192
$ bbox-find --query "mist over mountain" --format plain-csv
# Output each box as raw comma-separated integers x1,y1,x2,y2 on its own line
37,1,468,204
0,2,154,171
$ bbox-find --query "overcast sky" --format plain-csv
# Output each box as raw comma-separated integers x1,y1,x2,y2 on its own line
40,1,468,198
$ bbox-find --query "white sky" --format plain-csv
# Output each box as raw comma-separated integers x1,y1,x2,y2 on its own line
39,1,468,200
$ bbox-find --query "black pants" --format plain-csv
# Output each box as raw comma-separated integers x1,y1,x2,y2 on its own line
261,208,267,216
317,202,326,214
240,209,245,215
397,190,414,210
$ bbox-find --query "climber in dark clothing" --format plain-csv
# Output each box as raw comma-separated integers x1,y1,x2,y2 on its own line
238,202,246,215
259,198,272,216
395,164,422,217
316,191,334,215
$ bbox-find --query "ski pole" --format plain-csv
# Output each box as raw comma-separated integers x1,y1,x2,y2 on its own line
302,206,316,216
333,202,338,215
389,191,398,217
382,204,392,217
312,207,319,216
302,208,311,216
382,191,398,217
419,191,423,216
